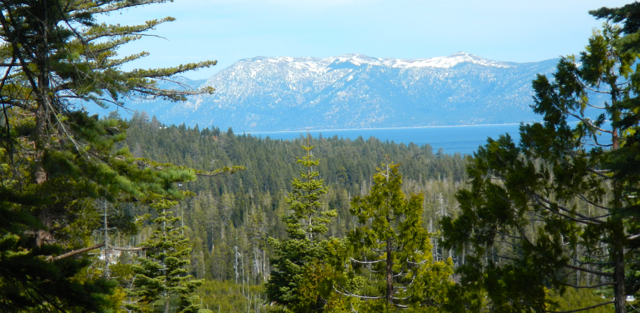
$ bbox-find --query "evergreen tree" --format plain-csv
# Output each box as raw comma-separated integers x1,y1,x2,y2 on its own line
441,12,640,313
591,3,640,304
340,163,453,312
127,199,210,313
266,137,340,312
0,0,224,310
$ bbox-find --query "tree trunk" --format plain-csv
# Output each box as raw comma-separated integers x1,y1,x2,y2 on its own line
386,237,393,309
613,218,627,313
164,296,170,313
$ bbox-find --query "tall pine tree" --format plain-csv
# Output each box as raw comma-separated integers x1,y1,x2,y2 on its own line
339,163,453,312
127,199,209,313
266,136,341,312
0,0,228,310
441,9,640,313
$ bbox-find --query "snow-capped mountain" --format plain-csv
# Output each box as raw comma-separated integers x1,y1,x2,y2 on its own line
97,52,562,131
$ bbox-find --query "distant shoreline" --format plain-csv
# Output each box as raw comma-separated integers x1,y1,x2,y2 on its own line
243,123,529,134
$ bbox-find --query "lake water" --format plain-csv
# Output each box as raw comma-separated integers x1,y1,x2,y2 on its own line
245,124,524,156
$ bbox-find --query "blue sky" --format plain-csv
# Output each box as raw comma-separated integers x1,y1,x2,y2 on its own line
104,0,632,80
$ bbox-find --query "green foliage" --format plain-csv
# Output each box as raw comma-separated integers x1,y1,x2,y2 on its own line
440,10,640,313
342,163,454,312
121,118,468,306
0,230,118,312
282,139,335,241
0,0,476,311
197,280,273,312
547,288,614,312
590,2,640,53
266,139,340,312
0,0,218,310
127,199,209,313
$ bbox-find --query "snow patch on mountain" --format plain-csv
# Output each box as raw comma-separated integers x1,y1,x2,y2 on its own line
384,52,513,69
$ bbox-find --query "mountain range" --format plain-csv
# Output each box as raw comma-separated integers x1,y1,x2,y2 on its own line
89,52,563,132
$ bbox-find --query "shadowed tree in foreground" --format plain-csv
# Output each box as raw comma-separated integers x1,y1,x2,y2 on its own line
441,6,640,313
0,0,239,311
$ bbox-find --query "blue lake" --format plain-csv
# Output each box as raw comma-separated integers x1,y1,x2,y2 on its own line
245,124,524,156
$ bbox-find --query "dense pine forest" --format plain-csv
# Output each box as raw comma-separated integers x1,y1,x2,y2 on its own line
2,0,640,312
119,115,467,309
124,113,467,237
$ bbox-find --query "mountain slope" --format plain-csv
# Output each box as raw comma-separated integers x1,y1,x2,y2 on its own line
92,53,560,131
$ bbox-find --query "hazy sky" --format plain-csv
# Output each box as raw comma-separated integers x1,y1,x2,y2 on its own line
104,0,632,79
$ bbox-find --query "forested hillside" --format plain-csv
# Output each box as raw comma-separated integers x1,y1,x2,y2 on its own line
122,114,467,276
120,116,614,312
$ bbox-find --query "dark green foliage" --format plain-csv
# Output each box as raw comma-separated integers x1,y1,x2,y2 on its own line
0,110,199,312
441,11,640,313
591,2,640,52
343,163,453,312
0,0,217,310
265,138,340,312
547,289,614,313
122,118,468,290
127,200,208,313
0,0,471,311
197,280,270,312
0,233,117,312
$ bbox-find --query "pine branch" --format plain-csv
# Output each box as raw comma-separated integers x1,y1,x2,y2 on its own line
349,257,385,264
46,242,147,262
47,243,105,262
564,264,614,278
333,286,382,300
557,281,616,289
531,194,604,225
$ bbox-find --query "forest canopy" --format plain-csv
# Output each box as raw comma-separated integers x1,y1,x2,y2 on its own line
1,1,640,313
